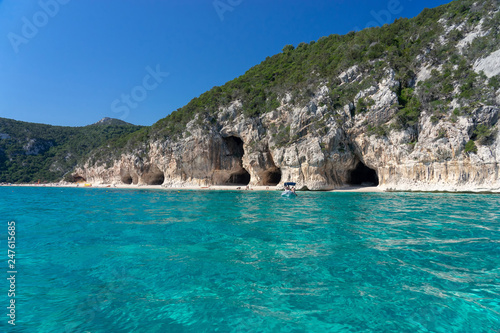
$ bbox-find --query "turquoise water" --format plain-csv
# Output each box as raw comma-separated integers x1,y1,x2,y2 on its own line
1,187,499,332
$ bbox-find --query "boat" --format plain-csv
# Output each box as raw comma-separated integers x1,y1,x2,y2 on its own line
281,182,297,197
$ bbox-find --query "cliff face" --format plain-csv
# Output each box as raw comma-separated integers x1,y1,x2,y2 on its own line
74,0,500,192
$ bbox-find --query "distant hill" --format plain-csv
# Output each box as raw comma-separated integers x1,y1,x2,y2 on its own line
0,118,142,183
93,117,134,126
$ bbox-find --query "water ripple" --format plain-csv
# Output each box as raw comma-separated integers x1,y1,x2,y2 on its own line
1,188,499,332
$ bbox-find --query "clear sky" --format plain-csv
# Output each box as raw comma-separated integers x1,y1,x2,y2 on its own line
0,0,452,127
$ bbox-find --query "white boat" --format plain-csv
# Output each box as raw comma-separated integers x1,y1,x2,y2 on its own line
281,182,297,197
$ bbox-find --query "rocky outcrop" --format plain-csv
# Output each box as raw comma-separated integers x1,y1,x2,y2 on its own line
93,117,133,126
474,48,500,78
23,139,54,156
363,107,500,192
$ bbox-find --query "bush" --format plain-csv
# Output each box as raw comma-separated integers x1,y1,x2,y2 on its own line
489,76,500,90
473,124,495,145
464,140,477,154
397,88,421,127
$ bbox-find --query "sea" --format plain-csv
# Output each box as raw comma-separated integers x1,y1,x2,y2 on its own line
0,187,499,333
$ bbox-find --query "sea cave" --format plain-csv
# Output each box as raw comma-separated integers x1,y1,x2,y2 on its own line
121,174,133,185
261,166,282,186
73,175,86,183
221,136,251,185
145,171,165,185
349,161,379,186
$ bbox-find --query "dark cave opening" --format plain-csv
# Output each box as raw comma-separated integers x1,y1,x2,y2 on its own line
349,162,379,186
261,167,282,186
221,136,250,185
121,174,133,185
223,136,244,158
228,169,251,185
146,172,165,185
73,175,86,183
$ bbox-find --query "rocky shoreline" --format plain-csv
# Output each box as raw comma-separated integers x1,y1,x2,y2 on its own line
4,183,500,194
2,182,382,192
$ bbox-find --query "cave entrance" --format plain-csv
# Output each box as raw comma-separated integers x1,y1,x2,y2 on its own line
223,136,244,158
121,174,133,185
73,175,86,183
261,167,282,186
146,171,165,185
221,136,250,185
349,161,379,186
228,169,251,185
120,169,138,185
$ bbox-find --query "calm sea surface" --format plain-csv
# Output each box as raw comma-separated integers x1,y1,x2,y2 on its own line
0,187,499,332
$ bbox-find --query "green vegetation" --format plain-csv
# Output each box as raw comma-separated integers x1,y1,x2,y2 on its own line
367,124,389,137
356,97,376,113
489,75,500,90
464,139,478,154
0,118,142,183
396,88,422,127
473,123,496,145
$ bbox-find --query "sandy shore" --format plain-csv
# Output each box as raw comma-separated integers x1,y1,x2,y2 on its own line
5,183,500,193
5,182,500,194
1,183,383,192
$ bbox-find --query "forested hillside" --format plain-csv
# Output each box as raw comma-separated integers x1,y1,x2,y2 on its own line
0,118,141,183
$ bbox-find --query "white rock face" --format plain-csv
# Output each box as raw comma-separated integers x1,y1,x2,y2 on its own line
23,139,53,155
474,48,500,78
457,19,487,52
339,65,360,84
416,65,432,85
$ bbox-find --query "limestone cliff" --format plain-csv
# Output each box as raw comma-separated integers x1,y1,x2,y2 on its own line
74,0,500,192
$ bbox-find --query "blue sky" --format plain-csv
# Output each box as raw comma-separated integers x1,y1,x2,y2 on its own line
0,0,452,127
